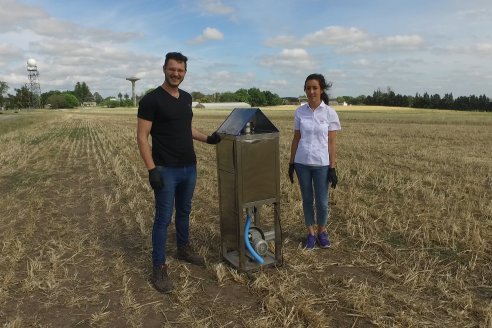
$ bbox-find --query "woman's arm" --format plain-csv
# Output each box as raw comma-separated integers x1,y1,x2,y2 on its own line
328,130,337,168
289,130,301,163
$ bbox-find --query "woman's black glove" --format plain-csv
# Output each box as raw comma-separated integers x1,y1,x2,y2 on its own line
288,163,295,184
327,167,338,189
148,168,163,190
206,132,221,144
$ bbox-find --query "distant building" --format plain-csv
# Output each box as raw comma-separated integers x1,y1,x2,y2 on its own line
82,102,97,107
194,102,251,110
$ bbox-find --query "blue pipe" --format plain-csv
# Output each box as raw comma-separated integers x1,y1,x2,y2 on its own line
244,213,265,264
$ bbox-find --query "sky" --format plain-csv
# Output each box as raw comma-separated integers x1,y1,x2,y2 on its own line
1,0,491,99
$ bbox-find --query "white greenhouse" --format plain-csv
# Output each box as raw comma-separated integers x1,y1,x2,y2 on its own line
194,102,251,110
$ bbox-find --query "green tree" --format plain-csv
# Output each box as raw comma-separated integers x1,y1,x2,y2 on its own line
118,92,123,105
234,89,250,103
0,81,8,109
73,82,93,102
218,92,236,102
47,93,79,109
262,90,282,106
430,94,441,109
191,91,205,101
93,92,103,104
11,86,31,109
46,94,66,109
41,90,61,107
248,88,267,106
64,93,80,108
102,97,119,108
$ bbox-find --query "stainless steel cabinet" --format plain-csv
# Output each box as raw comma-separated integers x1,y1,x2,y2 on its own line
215,108,283,272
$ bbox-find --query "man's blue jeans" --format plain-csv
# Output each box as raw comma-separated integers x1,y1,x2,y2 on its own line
152,165,196,267
294,163,329,228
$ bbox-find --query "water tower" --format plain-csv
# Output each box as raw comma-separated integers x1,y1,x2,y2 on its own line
27,58,41,109
126,77,140,107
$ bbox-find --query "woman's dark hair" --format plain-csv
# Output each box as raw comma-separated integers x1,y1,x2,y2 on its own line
164,52,188,70
304,73,332,104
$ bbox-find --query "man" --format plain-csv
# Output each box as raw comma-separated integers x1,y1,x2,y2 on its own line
137,52,220,293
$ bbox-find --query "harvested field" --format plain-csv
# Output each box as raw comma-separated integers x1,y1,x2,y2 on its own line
1,106,491,327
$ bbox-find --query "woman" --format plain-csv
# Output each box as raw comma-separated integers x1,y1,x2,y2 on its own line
288,73,341,250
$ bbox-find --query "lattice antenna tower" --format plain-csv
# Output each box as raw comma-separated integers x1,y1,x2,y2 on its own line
27,58,41,109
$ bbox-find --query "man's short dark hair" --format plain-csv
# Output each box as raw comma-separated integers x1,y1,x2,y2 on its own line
164,52,188,70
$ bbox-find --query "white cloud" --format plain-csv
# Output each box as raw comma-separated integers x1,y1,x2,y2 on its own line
259,48,318,73
198,0,236,19
190,27,224,44
302,26,368,46
0,42,20,59
266,26,368,47
434,42,492,56
473,43,492,54
455,8,492,20
265,35,299,47
266,26,425,54
381,35,424,48
185,70,255,93
280,48,310,59
0,0,48,31
199,0,234,14
352,58,370,66
0,1,139,43
1,1,491,99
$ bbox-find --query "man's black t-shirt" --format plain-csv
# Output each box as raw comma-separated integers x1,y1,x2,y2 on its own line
137,86,196,166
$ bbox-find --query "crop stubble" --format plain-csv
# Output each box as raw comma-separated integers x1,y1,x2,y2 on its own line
0,107,491,327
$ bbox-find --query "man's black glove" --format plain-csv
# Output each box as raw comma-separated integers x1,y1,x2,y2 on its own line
148,168,163,190
327,167,338,189
288,163,295,184
206,132,221,144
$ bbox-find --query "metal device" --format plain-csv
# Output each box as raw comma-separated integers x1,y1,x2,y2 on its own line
215,108,283,272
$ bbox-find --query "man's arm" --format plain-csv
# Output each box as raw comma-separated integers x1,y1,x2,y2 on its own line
137,118,155,170
191,127,208,142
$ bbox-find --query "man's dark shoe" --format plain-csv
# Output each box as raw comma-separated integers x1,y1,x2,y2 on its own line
176,245,205,266
152,264,172,293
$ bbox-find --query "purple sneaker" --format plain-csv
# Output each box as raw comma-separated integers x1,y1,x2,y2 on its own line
317,231,331,248
304,234,316,250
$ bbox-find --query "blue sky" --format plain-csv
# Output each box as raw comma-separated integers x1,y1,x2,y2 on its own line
1,0,491,99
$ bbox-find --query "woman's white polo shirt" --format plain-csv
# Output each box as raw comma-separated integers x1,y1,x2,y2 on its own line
294,102,341,166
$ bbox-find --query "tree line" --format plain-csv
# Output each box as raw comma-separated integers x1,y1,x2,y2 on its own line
189,87,283,106
1,80,490,112
0,81,134,110
0,81,285,110
337,88,492,112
